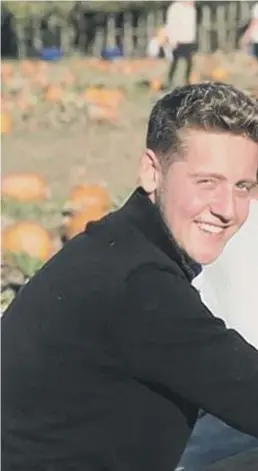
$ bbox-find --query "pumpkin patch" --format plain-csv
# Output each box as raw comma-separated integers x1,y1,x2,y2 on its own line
1,49,258,314
65,184,110,214
64,206,107,240
2,221,53,262
2,173,48,203
1,52,258,135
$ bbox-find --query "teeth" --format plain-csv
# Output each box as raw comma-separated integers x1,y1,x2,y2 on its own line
197,222,223,234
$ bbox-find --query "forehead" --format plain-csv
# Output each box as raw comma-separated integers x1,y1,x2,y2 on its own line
180,129,258,175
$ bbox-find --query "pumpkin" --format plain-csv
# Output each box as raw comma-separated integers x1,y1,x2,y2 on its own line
65,184,110,213
189,71,200,84
1,63,13,80
1,173,48,202
2,221,53,261
44,85,62,102
83,87,123,108
100,89,123,108
150,79,162,91
1,112,11,135
64,206,107,240
88,104,118,122
210,67,228,82
20,59,35,76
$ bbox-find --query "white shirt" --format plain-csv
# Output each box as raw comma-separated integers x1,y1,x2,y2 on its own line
193,199,258,349
166,1,197,46
251,2,258,42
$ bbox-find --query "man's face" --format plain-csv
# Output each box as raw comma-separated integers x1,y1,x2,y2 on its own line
140,129,258,264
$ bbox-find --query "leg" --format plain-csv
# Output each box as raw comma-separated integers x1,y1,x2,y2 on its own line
253,43,258,60
167,55,179,88
176,414,258,471
185,54,193,85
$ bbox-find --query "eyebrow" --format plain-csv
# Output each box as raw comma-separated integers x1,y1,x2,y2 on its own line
190,172,226,180
237,179,258,188
190,172,257,186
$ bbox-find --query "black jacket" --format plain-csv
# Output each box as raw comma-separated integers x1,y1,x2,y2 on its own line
2,188,258,471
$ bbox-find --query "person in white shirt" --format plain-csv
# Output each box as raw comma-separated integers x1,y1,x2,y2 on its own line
177,187,258,470
242,2,258,60
194,192,258,348
165,1,197,87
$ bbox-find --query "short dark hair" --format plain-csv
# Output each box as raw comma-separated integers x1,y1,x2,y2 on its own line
146,82,258,167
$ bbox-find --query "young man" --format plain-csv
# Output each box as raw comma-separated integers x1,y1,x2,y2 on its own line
165,1,197,87
2,83,258,471
178,187,258,470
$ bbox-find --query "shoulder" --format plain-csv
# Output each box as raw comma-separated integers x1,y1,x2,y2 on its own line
126,261,189,288
124,262,204,317
166,2,179,18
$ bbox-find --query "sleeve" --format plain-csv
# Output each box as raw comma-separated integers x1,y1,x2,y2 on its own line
252,3,258,19
165,3,179,45
115,265,258,437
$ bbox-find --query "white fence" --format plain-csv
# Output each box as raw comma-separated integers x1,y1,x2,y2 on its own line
1,1,256,58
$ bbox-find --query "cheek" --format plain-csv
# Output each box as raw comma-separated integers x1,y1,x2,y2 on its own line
169,189,206,222
235,198,250,226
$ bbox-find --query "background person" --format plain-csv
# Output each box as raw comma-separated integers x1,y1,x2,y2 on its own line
165,1,197,87
178,186,258,470
242,2,258,60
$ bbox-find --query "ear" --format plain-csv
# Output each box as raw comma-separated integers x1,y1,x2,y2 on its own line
138,149,161,196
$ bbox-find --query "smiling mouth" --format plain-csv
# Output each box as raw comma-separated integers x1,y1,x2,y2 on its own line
195,221,226,235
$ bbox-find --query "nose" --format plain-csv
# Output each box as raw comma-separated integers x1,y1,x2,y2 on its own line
209,187,236,223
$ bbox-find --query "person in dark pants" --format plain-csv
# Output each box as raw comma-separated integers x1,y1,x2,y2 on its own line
2,83,258,471
167,43,195,86
165,1,197,87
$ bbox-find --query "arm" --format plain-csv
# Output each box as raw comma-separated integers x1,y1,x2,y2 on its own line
115,265,258,437
242,5,258,44
165,4,179,48
242,19,258,44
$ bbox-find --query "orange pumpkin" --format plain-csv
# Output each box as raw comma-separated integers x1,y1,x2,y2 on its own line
44,85,62,102
83,88,123,108
65,184,110,213
20,59,35,76
64,206,106,240
1,173,48,202
150,79,162,91
211,67,228,82
83,87,103,105
1,112,11,135
88,104,118,122
2,221,53,261
100,89,124,108
189,71,200,84
1,63,13,80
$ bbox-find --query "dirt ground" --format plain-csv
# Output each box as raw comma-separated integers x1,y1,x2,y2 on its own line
2,58,168,204
2,93,153,203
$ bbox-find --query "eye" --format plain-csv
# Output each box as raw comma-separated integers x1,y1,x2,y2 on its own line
197,178,216,187
236,182,254,193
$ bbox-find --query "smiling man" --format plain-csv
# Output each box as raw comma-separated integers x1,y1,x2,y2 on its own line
2,83,258,471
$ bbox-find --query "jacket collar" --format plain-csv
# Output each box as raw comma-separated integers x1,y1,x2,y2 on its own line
122,187,201,282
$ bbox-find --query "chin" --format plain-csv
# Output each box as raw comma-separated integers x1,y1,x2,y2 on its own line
188,245,225,265
196,249,224,265
199,256,218,265
188,237,230,265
